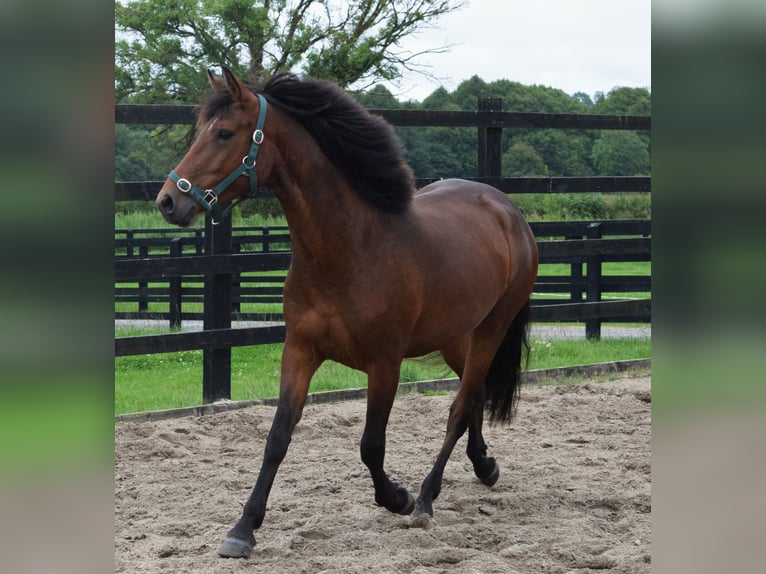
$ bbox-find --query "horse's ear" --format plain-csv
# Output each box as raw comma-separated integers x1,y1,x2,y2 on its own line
221,66,244,101
207,69,227,91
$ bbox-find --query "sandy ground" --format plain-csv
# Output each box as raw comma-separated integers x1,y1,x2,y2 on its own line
115,375,651,573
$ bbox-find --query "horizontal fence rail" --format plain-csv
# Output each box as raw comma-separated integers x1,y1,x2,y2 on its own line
115,99,651,403
116,175,650,202
116,104,650,130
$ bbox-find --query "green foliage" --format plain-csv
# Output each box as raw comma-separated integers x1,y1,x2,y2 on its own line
509,191,645,222
591,131,651,176
116,0,459,103
353,84,402,109
503,142,549,176
607,193,652,219
521,194,610,221
523,129,595,176
553,193,610,220
399,126,476,178
593,87,651,115
115,124,191,181
572,91,595,108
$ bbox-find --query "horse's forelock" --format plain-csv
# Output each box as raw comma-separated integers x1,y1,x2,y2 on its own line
197,88,234,126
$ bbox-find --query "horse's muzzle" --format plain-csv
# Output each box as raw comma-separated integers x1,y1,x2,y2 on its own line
156,187,200,227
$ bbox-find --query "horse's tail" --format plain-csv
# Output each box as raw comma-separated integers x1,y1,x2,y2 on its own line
485,300,532,425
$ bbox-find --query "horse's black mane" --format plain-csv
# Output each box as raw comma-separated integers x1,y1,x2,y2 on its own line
199,73,414,214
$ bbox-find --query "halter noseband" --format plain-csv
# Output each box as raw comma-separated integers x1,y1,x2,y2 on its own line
168,94,268,224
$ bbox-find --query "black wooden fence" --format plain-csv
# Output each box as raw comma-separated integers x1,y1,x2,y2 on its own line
115,99,650,403
115,220,650,326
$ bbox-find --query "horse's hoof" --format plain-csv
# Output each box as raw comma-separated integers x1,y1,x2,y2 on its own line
411,498,433,519
217,536,254,558
397,491,416,515
411,513,435,529
480,459,500,487
410,503,435,529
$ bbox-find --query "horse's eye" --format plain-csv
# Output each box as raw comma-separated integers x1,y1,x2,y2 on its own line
216,129,234,141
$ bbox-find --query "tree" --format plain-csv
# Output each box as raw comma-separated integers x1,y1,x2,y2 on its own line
115,0,462,103
592,86,651,116
572,91,594,109
502,142,548,177
523,129,594,176
354,84,401,109
591,131,650,176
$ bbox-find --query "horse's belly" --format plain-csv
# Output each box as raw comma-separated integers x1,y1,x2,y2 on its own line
405,281,504,356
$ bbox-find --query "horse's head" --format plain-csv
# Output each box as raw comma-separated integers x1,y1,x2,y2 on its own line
157,67,268,227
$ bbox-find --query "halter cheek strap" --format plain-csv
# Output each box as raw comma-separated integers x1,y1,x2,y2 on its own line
168,94,268,224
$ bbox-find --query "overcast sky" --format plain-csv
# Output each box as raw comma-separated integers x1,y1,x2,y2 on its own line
380,0,651,102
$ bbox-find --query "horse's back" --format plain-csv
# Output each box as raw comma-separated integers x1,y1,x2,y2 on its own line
413,178,534,249
415,178,522,218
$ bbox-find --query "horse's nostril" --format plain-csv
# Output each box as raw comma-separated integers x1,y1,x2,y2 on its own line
159,194,174,214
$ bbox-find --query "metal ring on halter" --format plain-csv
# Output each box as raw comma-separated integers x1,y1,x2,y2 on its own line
203,190,218,205
253,129,264,145
176,178,192,193
242,155,256,169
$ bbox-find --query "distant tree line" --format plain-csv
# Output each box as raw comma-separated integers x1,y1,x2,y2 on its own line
355,77,650,180
116,77,650,183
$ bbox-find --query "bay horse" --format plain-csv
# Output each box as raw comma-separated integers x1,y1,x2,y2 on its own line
156,67,538,559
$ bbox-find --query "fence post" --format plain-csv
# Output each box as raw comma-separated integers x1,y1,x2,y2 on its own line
138,244,148,312
585,222,603,340
232,237,241,315
169,237,182,329
202,215,232,403
477,97,503,177
262,226,270,253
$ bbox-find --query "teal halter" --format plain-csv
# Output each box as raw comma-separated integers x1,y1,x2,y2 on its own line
168,94,268,224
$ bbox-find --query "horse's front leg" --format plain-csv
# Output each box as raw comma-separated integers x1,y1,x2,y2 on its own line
218,337,320,558
360,362,415,515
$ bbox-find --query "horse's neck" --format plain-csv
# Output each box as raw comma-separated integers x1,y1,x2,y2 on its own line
268,135,380,268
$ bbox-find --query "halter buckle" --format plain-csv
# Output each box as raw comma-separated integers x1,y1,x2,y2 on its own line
176,178,192,193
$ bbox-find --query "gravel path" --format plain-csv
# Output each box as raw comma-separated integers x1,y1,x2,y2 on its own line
116,320,650,341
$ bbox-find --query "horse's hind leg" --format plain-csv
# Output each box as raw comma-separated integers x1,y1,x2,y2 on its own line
360,361,415,515
415,299,527,519
466,397,500,486
414,337,500,518
412,374,480,518
440,342,498,486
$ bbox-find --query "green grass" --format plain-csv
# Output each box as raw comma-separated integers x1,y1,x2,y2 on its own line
115,329,650,415
115,207,286,230
527,335,650,369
